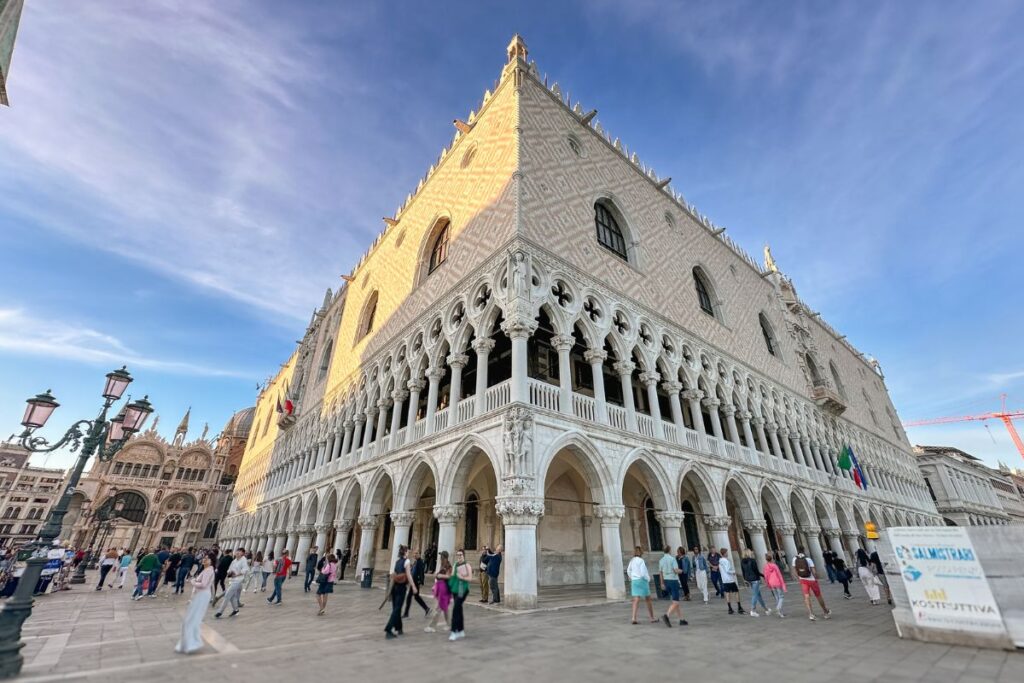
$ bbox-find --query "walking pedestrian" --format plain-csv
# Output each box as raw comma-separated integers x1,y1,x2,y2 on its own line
857,550,881,604
266,549,292,605
741,548,767,616
478,545,490,603
708,547,723,598
693,546,709,603
791,548,831,621
175,553,215,655
164,547,181,592
627,546,657,625
718,548,745,615
132,549,160,600
658,546,687,627
339,546,351,581
385,545,416,639
304,545,319,593
242,551,260,593
486,544,503,604
215,548,248,618
833,553,852,599
822,548,837,583
763,552,786,618
448,548,473,641
425,550,452,633
175,547,196,595
315,553,337,615
117,549,133,589
96,548,118,590
213,550,232,602
677,546,691,601
260,551,274,592
869,549,893,605
150,545,170,597
402,548,431,618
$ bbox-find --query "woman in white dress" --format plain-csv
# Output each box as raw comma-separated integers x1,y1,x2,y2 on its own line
176,553,214,655
856,549,881,604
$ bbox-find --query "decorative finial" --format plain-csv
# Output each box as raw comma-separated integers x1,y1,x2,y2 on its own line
763,244,779,273
507,34,528,64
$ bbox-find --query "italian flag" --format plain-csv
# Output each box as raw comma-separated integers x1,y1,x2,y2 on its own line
837,445,869,490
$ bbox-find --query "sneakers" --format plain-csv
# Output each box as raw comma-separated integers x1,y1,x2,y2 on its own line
844,594,852,600
764,608,772,615
738,608,746,615
727,607,735,615
662,614,672,627
824,610,832,620
809,614,817,621
424,626,436,633
678,619,688,626
386,631,398,640
449,631,466,641
749,611,759,617
778,612,785,618
229,610,239,617
215,613,223,619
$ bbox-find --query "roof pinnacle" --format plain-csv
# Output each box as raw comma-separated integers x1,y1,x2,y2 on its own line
507,34,528,64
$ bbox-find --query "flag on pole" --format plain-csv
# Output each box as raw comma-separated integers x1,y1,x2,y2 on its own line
837,445,868,490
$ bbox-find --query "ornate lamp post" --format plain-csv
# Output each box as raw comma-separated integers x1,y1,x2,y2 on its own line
0,367,153,679
82,487,120,573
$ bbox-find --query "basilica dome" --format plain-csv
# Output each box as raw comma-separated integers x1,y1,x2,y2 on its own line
221,406,255,439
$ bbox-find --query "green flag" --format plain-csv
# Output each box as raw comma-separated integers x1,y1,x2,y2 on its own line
837,445,852,470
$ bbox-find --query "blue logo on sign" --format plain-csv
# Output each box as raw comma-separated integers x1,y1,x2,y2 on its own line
903,566,922,582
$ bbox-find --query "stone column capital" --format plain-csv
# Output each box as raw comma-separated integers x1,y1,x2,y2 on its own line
751,416,764,427
313,523,330,534
447,352,469,369
654,511,686,526
343,419,354,429
777,426,790,437
721,404,737,416
593,504,626,523
775,523,797,535
824,527,843,539
501,316,538,339
426,366,447,382
550,334,575,352
471,337,496,354
392,389,409,402
432,504,464,523
407,378,426,392
743,519,768,533
357,515,378,530
583,349,608,364
494,496,545,525
390,511,417,527
841,531,860,540
377,398,391,410
803,525,822,535
365,405,379,417
638,371,661,387
335,519,354,533
706,515,732,532
661,380,683,393
738,411,753,422
681,389,704,401
613,360,636,377
354,413,367,425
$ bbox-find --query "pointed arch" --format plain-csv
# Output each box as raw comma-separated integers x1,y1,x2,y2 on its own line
678,461,721,515
723,474,760,521
617,448,675,511
440,433,501,505
395,451,441,511
536,430,613,503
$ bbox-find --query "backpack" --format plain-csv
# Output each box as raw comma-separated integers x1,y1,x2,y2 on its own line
795,556,812,579
392,558,408,584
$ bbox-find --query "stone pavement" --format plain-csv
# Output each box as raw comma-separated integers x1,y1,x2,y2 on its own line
12,571,1024,683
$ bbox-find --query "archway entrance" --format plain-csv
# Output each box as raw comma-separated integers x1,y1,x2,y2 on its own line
539,447,603,587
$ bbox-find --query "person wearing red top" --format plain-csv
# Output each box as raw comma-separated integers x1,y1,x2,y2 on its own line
762,552,787,618
266,550,292,605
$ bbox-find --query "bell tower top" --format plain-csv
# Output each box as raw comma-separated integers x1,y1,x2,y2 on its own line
507,34,528,64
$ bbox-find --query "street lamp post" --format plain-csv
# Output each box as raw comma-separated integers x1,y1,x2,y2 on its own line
81,488,121,573
0,367,153,679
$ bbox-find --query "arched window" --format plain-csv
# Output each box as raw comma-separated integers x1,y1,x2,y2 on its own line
381,510,391,550
428,219,450,274
594,201,627,260
204,519,219,538
693,267,715,317
805,353,822,384
162,514,182,532
464,492,479,550
759,313,777,356
357,291,379,342
644,498,662,551
318,339,333,380
829,361,847,399
111,491,147,524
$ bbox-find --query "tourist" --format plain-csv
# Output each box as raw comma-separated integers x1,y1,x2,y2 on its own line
175,553,215,655
402,548,431,618
339,546,351,581
151,545,170,597
478,545,491,603
315,553,338,615
791,548,830,621
242,551,261,593
658,545,686,626
214,549,232,601
741,548,766,616
763,552,786,617
693,546,709,603
175,547,196,594
448,548,473,641
385,545,416,639
215,547,248,618
304,545,319,593
267,549,292,605
708,547,723,598
676,546,691,601
486,544,503,604
832,552,852,599
117,549,133,589
164,547,181,592
260,551,275,592
425,550,452,633
718,548,745,615
132,549,160,600
627,546,656,625
857,550,881,605
822,548,836,584
96,548,118,590
869,549,893,605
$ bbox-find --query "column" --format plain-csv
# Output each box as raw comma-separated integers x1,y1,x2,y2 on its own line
406,378,424,430
447,353,468,424
433,504,464,559
779,428,796,462
663,381,684,429
389,390,406,445
791,434,808,468
286,526,300,557
842,531,862,557
375,399,389,448
472,338,495,414
614,361,638,431
640,372,664,439
812,441,831,474
341,420,354,455
584,349,609,424
825,528,846,561
388,512,416,567
722,404,740,444
703,398,724,440
495,495,545,609
355,516,378,577
767,423,784,459
753,417,770,455
272,530,287,558
330,430,343,462
502,317,535,405
362,406,378,449
804,526,827,575
744,520,770,571
707,515,733,552
351,415,365,455
424,366,444,434
294,526,314,571
776,524,799,567
683,389,705,435
655,511,685,552
314,523,329,554
739,412,756,450
594,504,626,600
551,334,575,416
803,437,823,471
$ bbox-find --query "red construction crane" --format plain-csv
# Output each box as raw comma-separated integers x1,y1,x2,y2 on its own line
903,394,1024,460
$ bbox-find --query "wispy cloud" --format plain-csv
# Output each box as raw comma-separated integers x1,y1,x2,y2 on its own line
0,308,251,378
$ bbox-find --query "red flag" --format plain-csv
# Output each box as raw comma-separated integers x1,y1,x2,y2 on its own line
284,398,294,415
852,467,864,490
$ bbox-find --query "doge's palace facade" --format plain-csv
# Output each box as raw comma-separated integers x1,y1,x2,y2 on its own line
221,36,939,609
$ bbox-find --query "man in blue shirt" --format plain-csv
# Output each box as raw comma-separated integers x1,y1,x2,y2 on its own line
676,547,692,601
486,545,503,604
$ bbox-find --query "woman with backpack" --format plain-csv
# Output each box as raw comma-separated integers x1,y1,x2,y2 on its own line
315,553,338,615
763,553,787,618
385,545,417,639
425,550,453,633
449,548,473,641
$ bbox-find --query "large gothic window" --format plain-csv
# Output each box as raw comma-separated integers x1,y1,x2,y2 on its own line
357,291,379,342
318,339,333,381
594,201,627,260
759,313,777,356
829,361,847,399
162,514,183,532
693,267,715,317
428,220,450,273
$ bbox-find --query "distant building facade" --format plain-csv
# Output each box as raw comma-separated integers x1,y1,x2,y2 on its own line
59,407,253,551
914,445,1012,526
992,463,1024,523
0,440,67,550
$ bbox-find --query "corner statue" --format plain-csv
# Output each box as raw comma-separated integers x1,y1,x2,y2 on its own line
763,244,779,273
502,406,533,477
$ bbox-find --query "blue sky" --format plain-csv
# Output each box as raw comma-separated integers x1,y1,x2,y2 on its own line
1,1,1022,471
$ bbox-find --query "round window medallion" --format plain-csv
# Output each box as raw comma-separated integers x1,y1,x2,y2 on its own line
461,145,477,168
